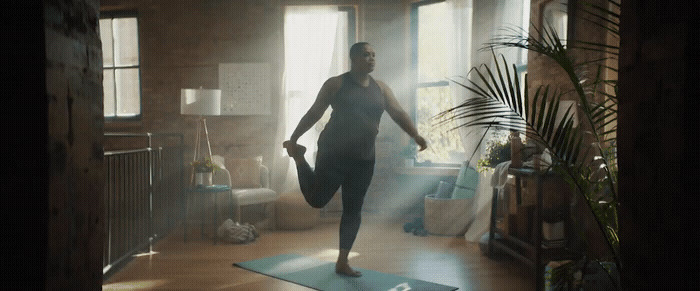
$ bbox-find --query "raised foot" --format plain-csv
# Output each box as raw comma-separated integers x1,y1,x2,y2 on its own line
335,262,362,277
282,140,307,158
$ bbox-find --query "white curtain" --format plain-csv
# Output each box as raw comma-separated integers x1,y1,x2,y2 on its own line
445,0,530,242
445,0,475,165
271,6,349,194
446,0,528,166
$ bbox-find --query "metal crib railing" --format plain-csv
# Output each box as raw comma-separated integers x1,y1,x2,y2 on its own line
102,132,184,278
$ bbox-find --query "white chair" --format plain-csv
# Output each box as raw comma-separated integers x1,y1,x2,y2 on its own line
212,155,277,230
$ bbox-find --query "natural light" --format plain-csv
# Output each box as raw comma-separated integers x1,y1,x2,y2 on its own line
99,16,141,118
102,280,167,289
283,6,350,163
414,1,466,165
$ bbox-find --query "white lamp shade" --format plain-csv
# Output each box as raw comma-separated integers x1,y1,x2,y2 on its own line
180,88,222,116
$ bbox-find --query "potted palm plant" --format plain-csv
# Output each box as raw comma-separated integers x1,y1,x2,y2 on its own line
437,0,621,288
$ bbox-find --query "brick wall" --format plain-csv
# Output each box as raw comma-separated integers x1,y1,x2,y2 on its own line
99,0,409,210
101,0,284,163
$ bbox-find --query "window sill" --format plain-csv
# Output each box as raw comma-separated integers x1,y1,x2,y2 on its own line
395,166,460,176
105,119,144,131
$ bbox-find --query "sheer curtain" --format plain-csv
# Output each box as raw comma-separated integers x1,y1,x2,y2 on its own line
445,0,474,164
271,6,349,194
446,0,528,165
445,0,530,242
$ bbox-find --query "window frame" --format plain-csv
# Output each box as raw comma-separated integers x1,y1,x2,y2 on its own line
338,6,357,45
100,10,143,122
410,0,461,168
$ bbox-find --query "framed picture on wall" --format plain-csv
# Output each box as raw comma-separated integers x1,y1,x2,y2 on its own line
218,62,271,115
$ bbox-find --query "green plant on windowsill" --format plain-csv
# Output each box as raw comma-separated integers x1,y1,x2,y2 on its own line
476,139,511,173
190,157,220,173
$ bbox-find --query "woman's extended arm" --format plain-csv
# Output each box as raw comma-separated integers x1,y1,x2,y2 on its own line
379,81,428,151
289,77,341,143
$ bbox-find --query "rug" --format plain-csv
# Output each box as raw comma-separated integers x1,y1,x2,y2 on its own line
234,254,458,290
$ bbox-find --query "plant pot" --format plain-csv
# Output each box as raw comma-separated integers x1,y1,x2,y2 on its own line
195,171,213,186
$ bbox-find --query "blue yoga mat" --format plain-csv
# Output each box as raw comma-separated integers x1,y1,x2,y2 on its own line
234,254,458,291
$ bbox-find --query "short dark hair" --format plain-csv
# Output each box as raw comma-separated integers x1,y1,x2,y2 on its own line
350,42,370,58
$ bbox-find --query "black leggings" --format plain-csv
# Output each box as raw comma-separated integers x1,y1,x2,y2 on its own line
295,153,375,250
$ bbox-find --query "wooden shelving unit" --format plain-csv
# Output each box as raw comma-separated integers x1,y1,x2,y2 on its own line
488,168,580,290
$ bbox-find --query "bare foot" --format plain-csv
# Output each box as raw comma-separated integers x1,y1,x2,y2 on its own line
335,262,362,277
282,140,307,158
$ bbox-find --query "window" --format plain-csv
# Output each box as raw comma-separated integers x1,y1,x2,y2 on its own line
411,0,465,166
284,6,356,163
410,0,531,166
542,0,567,46
100,12,142,120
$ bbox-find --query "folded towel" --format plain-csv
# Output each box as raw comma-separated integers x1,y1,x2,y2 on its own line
490,161,512,189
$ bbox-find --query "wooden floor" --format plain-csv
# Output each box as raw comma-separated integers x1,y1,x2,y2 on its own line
103,213,534,290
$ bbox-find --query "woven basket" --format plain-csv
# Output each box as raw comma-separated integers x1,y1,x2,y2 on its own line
424,194,475,236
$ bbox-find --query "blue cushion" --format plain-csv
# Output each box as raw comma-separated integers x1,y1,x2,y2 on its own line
451,161,479,199
434,181,454,199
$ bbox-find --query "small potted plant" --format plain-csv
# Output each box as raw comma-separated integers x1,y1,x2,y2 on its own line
476,136,512,173
191,157,220,187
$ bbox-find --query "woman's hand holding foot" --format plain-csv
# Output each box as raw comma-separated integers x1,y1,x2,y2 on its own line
282,140,307,158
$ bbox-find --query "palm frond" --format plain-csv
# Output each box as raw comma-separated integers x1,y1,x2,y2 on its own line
570,41,620,56
573,57,617,69
579,8,619,36
591,103,617,123
441,53,584,167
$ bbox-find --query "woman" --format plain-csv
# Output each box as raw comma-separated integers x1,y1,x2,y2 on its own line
283,42,427,277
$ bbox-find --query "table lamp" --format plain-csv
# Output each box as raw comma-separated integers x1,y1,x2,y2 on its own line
181,88,222,185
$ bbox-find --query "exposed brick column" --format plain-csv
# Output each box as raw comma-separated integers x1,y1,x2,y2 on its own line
44,0,105,289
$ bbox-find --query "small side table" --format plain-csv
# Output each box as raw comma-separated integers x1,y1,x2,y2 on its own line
184,185,231,244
